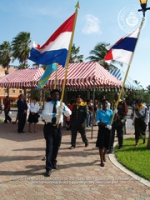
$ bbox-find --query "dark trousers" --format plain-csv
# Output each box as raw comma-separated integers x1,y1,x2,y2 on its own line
109,124,124,150
18,114,26,132
71,126,88,146
4,110,11,123
44,124,62,172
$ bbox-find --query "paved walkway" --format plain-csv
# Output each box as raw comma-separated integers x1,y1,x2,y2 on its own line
0,116,150,200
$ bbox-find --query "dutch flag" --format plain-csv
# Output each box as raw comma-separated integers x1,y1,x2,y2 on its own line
29,13,75,67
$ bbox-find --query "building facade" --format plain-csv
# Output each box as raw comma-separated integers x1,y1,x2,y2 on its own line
0,65,23,103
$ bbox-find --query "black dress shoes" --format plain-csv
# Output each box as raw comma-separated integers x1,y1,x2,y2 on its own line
100,163,104,167
69,146,75,149
44,170,51,177
85,143,88,147
52,163,58,169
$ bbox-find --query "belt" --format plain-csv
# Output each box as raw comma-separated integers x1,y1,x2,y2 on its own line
46,123,61,127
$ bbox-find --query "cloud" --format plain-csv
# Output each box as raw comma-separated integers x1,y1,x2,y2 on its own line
82,14,102,35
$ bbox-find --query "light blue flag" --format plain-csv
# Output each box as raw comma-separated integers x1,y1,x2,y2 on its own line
37,63,57,89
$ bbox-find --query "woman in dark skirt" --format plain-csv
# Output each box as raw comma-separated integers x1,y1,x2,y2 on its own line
96,96,113,167
133,99,149,146
28,97,40,133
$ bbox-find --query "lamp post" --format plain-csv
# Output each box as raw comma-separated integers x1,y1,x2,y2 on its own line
138,0,150,17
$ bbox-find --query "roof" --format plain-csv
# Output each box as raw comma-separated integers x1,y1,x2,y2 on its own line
109,68,143,90
0,62,122,90
44,62,122,90
0,67,44,88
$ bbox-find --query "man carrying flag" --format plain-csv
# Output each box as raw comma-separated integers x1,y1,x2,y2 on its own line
104,22,144,151
29,1,79,176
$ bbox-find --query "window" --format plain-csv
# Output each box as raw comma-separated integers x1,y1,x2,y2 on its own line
19,90,22,94
12,89,15,94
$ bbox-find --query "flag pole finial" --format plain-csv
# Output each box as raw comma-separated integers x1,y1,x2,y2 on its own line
75,1,80,9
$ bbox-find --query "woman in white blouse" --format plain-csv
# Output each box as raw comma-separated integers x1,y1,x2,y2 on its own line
28,97,40,133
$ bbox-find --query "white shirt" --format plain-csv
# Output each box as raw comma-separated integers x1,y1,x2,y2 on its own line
42,101,72,123
133,105,149,125
29,102,40,113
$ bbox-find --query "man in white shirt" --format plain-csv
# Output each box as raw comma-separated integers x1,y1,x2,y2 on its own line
42,89,72,177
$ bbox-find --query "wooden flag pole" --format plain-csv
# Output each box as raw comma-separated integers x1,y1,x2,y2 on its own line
57,1,80,128
110,17,145,125
54,63,58,89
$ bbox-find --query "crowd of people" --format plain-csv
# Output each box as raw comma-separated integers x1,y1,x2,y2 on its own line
0,91,150,175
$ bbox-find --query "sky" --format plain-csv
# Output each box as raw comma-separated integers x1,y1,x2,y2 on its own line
0,0,150,89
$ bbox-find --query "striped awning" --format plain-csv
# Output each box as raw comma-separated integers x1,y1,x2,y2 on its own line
42,62,122,90
0,67,44,88
109,68,142,90
0,62,122,90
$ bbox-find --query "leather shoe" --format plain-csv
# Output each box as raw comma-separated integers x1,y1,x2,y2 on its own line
52,163,58,169
85,143,88,147
69,146,75,149
100,163,104,167
44,171,51,177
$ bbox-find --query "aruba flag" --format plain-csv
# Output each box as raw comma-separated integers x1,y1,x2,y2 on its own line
104,27,140,65
37,63,57,89
29,13,75,67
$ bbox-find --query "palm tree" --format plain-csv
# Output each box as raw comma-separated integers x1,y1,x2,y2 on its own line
11,32,31,69
0,41,11,74
86,42,111,69
70,44,84,63
146,85,150,94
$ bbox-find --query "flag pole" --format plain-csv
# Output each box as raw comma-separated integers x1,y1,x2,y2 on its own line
110,17,145,125
54,63,58,89
57,1,80,128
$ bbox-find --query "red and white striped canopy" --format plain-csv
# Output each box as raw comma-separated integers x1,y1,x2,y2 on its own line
0,67,44,88
43,62,122,90
0,62,122,89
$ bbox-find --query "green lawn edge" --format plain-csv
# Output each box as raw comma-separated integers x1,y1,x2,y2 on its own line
115,138,150,181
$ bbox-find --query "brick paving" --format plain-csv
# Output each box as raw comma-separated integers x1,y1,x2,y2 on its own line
0,117,149,200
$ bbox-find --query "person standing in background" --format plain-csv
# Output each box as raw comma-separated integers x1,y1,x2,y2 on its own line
28,97,40,133
93,100,99,126
87,99,93,127
17,94,28,133
4,96,12,123
66,100,76,130
0,100,2,114
133,99,149,146
70,95,88,149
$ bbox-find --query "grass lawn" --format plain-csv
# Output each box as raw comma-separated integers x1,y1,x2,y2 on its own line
115,138,150,181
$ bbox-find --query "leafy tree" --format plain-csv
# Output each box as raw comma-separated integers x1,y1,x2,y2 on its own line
11,32,31,69
0,41,11,73
69,44,83,63
146,85,150,94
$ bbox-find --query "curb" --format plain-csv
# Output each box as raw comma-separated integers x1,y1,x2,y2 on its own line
108,143,150,188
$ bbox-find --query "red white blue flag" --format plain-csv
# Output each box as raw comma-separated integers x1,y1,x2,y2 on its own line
29,13,75,67
104,27,140,65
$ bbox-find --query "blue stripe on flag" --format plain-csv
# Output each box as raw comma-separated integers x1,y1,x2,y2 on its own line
29,48,68,67
112,38,137,52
